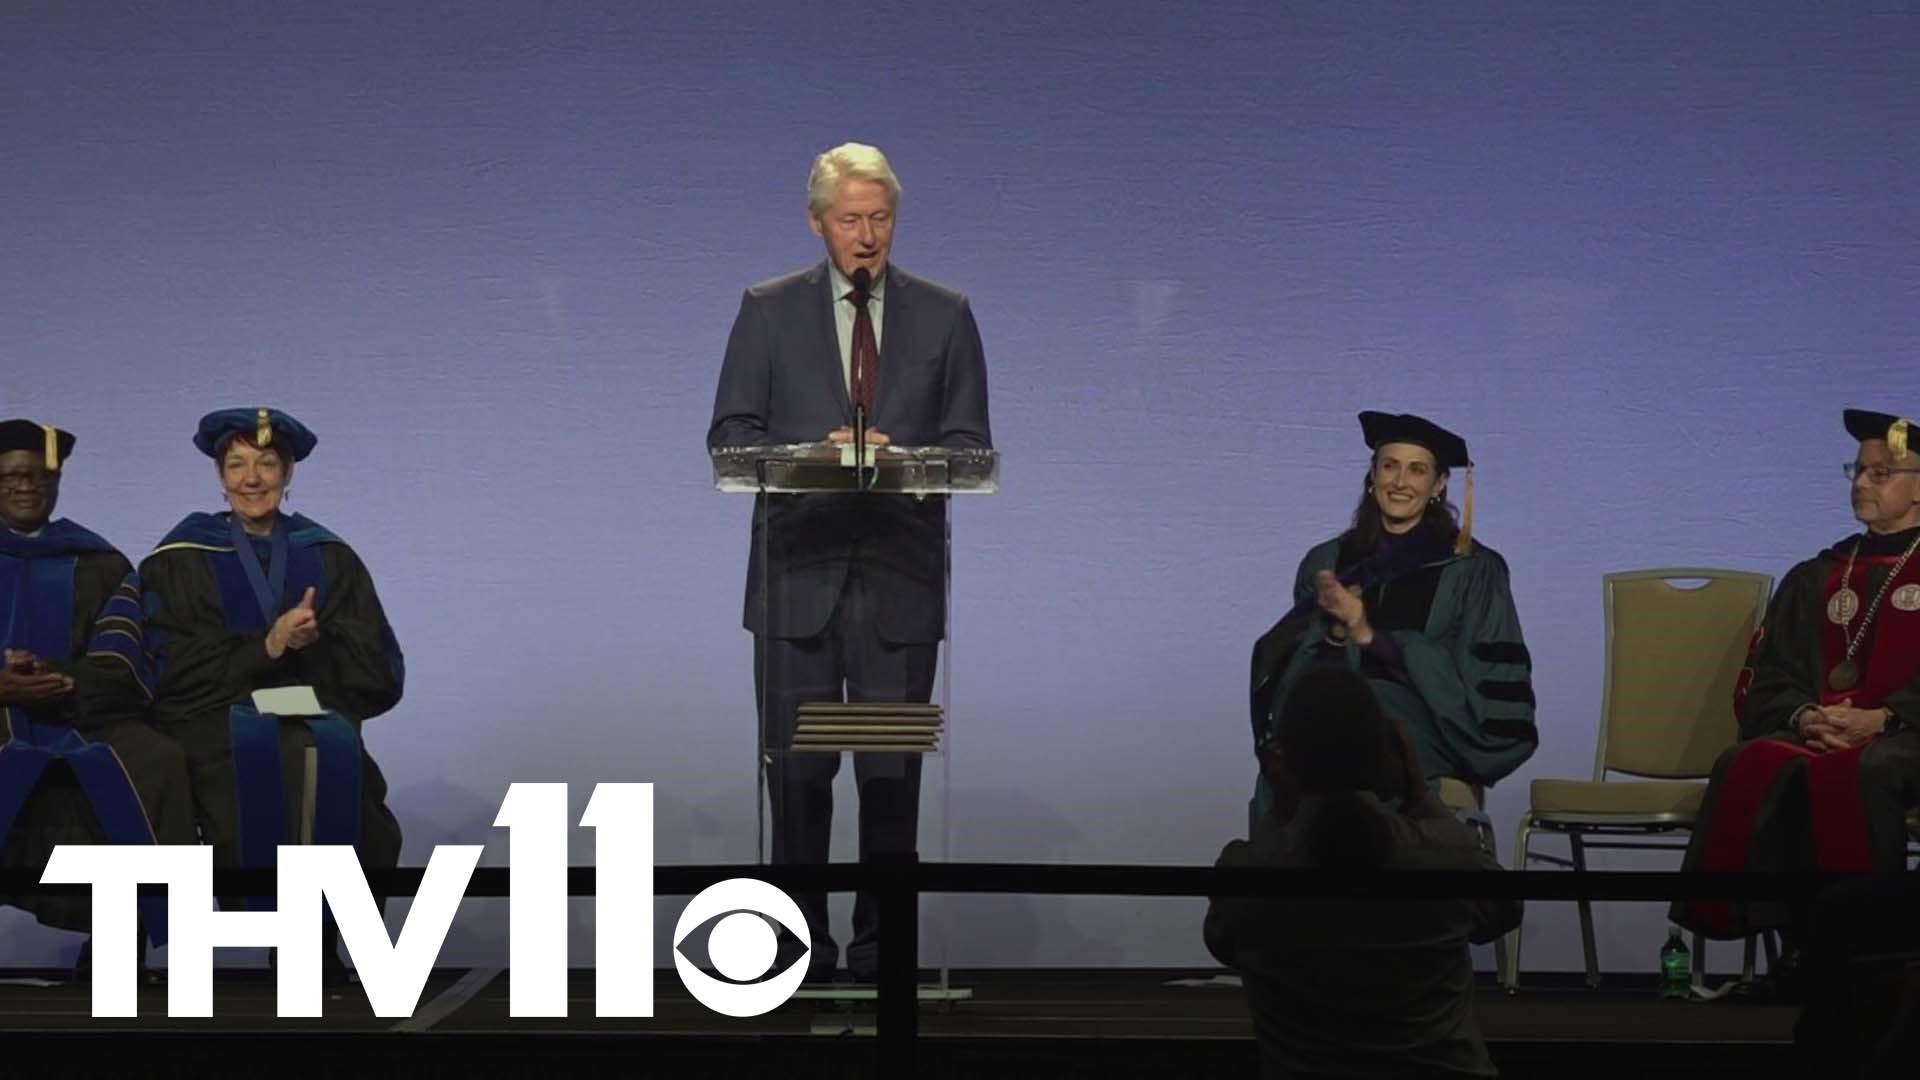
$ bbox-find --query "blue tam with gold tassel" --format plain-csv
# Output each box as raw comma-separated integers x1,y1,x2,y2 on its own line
192,408,317,461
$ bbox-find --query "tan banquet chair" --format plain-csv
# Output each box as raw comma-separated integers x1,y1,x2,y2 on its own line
1501,568,1772,992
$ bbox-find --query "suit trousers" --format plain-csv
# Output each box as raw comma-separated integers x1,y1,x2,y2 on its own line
754,558,936,976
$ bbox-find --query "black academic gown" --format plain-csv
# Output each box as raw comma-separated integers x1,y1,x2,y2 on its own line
138,512,405,881
0,521,196,936
1673,524,1920,938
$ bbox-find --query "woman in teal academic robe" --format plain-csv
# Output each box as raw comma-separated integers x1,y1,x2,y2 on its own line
1249,412,1538,826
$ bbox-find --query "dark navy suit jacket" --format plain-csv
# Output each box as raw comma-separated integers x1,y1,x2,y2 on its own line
707,261,992,643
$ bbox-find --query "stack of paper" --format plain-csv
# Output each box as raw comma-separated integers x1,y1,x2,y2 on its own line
789,702,942,752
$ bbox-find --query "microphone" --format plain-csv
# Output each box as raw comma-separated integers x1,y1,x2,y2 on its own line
850,267,872,487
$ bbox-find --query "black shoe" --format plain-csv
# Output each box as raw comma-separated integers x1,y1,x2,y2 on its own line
798,947,839,985
844,946,877,985
776,925,834,985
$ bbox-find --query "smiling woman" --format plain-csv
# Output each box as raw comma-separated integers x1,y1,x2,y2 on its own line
137,407,408,975
218,434,292,537
1245,411,1540,830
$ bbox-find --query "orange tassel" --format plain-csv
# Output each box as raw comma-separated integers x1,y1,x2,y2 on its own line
1454,465,1475,555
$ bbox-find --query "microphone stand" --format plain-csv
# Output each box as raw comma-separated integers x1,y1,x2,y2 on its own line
853,393,871,491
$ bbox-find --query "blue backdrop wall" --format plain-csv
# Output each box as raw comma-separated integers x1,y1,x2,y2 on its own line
4,0,1917,974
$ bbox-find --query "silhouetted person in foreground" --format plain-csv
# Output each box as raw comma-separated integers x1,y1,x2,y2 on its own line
1206,665,1521,1079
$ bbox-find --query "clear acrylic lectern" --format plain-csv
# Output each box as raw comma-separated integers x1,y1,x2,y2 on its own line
711,440,998,1000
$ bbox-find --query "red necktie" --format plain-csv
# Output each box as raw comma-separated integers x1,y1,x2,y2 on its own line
846,287,879,411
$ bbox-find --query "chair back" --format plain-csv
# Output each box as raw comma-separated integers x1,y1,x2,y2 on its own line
1595,568,1772,780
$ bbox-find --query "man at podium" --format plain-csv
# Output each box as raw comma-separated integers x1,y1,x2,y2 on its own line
706,141,992,981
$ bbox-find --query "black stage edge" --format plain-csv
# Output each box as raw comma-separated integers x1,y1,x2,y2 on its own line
0,967,1818,1079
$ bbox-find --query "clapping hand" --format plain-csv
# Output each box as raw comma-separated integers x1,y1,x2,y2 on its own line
265,587,319,659
0,648,74,705
1315,570,1373,646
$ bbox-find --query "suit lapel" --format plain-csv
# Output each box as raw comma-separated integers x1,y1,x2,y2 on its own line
807,261,853,422
875,265,907,423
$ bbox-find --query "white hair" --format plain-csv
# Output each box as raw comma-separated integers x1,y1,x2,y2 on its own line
807,142,901,217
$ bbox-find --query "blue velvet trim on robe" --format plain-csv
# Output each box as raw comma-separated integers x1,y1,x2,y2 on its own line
0,548,168,945
84,573,156,699
156,513,363,907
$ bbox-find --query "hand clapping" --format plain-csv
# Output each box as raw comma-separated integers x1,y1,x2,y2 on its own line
1315,570,1372,645
265,586,319,659
0,648,74,705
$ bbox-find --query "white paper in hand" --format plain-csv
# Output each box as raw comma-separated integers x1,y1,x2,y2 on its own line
252,685,325,716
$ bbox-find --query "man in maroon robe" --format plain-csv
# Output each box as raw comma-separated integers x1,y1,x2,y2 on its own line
1674,408,1920,944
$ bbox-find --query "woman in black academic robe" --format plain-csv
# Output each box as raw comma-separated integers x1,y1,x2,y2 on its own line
139,408,405,890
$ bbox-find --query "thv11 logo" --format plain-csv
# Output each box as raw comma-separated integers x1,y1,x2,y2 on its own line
41,783,811,1019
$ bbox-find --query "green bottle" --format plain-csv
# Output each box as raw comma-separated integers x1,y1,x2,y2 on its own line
1659,927,1691,999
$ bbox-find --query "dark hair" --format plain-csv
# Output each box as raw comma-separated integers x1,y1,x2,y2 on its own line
212,431,289,464
1276,667,1396,870
1343,453,1460,557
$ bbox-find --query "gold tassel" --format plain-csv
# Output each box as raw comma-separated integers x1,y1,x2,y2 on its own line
1454,465,1475,555
257,408,272,448
42,424,59,472
1892,418,1911,462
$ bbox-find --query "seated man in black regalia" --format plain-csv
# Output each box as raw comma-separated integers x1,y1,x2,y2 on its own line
1673,408,1920,986
0,418,195,977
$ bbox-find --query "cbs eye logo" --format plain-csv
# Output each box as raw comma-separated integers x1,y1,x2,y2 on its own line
673,878,812,1016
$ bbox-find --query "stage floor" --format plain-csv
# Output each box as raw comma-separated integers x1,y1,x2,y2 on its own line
0,967,1813,1079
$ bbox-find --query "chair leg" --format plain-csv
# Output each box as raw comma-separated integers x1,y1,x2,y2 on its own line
1763,929,1780,971
1743,934,1757,985
1502,815,1534,993
1481,822,1509,984
1466,814,1511,985
1569,831,1600,989
300,746,319,845
1692,932,1706,988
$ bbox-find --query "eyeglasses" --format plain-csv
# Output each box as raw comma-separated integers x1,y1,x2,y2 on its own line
1845,463,1920,484
0,470,58,492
